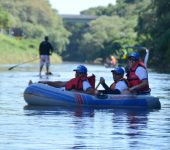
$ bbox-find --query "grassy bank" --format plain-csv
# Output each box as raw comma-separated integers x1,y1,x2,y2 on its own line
0,34,62,64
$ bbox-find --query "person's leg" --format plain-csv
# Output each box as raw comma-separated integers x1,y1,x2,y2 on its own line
39,65,43,77
40,55,45,77
46,65,49,74
45,55,52,75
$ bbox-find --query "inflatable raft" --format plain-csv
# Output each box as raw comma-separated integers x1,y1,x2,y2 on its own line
23,84,161,109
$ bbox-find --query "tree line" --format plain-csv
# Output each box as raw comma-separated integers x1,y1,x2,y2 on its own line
64,0,170,72
0,0,70,54
0,0,170,72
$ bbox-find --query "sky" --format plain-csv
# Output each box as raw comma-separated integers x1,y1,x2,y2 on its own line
49,0,116,15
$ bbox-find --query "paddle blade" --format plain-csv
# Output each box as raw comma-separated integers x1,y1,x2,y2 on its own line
8,66,15,70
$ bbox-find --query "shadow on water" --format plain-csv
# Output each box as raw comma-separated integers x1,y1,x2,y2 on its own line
23,105,95,117
23,105,158,118
0,64,170,150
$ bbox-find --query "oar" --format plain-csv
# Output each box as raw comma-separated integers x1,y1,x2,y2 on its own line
8,57,39,70
95,82,100,90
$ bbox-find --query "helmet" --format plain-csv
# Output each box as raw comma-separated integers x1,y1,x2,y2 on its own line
73,65,87,73
111,67,124,75
128,52,140,61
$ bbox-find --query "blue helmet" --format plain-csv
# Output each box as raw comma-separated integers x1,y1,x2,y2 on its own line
73,65,87,73
111,67,124,75
128,52,140,61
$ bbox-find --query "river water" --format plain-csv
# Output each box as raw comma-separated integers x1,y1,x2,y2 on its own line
0,63,170,150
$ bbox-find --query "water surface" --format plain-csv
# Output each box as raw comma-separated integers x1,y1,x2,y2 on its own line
0,63,170,150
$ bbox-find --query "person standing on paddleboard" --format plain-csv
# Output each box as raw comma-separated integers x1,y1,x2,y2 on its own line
39,36,53,77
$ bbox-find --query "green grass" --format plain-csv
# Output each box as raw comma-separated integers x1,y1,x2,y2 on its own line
0,34,62,64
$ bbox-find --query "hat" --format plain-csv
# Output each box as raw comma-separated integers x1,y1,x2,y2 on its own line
73,65,87,73
128,52,140,61
111,67,124,75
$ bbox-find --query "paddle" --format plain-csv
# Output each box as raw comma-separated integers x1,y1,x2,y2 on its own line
8,57,39,70
95,82,100,90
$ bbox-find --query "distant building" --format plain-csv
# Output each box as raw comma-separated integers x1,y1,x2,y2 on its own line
60,14,98,23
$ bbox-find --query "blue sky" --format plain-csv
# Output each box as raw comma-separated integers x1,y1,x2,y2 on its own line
49,0,116,14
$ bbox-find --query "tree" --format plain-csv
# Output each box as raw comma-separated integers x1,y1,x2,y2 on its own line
0,0,70,54
0,7,12,30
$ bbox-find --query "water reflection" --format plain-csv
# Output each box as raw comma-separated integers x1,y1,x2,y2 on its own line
111,109,150,149
24,105,95,117
24,106,152,150
1,64,170,150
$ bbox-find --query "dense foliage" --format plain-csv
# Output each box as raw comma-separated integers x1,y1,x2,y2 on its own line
63,0,170,72
136,0,170,71
64,0,149,63
0,0,170,72
0,0,70,53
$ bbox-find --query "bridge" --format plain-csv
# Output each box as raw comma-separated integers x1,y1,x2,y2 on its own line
60,14,98,23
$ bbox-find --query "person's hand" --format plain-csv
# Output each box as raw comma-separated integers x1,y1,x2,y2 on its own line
94,89,99,95
100,77,105,84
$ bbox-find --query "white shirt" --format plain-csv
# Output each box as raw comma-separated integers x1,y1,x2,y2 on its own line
135,66,148,80
82,80,92,91
115,80,129,93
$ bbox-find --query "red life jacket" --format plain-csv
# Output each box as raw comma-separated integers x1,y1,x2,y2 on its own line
128,62,150,92
110,78,129,90
65,74,95,91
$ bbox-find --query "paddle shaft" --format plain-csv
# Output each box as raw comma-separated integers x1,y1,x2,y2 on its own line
95,82,100,90
8,57,39,70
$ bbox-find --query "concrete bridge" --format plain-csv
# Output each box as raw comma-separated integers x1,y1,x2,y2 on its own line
60,14,98,23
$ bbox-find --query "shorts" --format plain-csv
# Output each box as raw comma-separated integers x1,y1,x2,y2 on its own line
40,55,50,67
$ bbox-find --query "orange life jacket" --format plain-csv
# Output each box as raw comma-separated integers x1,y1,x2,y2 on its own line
110,78,129,90
65,75,95,91
128,62,149,92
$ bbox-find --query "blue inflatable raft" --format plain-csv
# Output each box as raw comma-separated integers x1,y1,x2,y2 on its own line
23,84,161,109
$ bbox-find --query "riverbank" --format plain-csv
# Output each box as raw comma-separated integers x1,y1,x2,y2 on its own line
0,34,62,64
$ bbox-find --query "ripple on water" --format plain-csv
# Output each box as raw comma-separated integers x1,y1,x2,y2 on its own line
0,64,170,150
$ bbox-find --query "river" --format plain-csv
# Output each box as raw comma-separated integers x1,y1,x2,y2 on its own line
0,63,170,150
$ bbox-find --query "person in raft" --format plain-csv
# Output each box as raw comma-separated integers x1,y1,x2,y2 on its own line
124,52,150,95
98,67,129,94
38,65,96,95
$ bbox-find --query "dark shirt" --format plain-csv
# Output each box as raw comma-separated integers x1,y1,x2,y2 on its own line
39,41,53,55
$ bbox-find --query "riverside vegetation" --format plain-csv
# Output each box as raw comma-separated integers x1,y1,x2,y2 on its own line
0,0,170,72
0,34,62,64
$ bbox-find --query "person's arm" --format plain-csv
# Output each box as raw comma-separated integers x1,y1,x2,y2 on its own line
101,82,111,91
81,80,95,95
98,77,121,94
38,81,67,88
49,43,53,55
99,77,110,90
129,80,148,93
101,89,121,94
39,42,42,56
86,88,97,95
